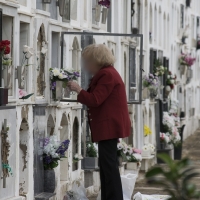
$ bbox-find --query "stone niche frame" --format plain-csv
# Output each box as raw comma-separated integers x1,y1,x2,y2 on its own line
60,32,143,104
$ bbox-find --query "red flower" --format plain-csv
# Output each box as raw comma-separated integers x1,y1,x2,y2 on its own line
1,40,10,46
4,46,10,54
170,84,174,89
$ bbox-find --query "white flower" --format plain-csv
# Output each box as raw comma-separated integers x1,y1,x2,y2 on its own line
132,153,142,161
25,50,34,59
166,86,171,92
41,46,48,55
170,80,175,84
3,54,11,60
23,45,29,53
117,143,123,150
52,68,60,76
58,73,64,79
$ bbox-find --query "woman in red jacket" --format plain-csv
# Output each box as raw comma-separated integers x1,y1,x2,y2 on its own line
68,44,130,200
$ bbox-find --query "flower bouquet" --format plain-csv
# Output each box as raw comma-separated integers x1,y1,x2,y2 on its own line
49,68,80,101
73,154,83,163
160,132,170,149
143,74,161,100
154,59,167,76
144,125,152,137
43,136,70,170
165,71,176,97
179,54,196,75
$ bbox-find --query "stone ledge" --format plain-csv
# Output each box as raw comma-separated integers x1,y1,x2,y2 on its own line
35,192,56,200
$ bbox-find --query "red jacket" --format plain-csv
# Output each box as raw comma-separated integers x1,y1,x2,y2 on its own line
78,66,131,142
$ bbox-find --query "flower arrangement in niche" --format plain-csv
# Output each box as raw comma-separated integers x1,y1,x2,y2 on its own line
86,141,98,157
117,139,142,163
73,154,83,163
18,89,34,100
160,132,170,144
21,45,34,66
179,54,196,67
50,68,80,100
144,125,152,137
143,73,162,99
165,71,177,94
43,136,70,170
98,0,110,8
0,40,10,55
0,40,12,67
154,59,167,76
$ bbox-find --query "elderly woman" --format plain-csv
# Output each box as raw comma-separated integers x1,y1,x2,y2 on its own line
68,44,130,200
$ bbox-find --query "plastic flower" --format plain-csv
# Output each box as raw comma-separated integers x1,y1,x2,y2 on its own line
18,89,27,98
144,125,152,137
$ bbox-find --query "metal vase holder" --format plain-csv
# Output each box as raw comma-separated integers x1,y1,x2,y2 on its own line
95,5,101,22
102,7,108,24
17,65,27,89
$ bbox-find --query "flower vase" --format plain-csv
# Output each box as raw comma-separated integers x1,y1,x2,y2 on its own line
149,89,158,101
95,5,101,22
180,65,187,75
102,7,108,24
44,169,56,193
142,88,149,100
17,65,27,89
55,81,63,101
2,66,8,88
63,86,71,98
186,68,193,79
126,162,139,170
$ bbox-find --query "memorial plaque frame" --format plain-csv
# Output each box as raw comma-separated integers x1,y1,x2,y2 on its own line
60,32,143,104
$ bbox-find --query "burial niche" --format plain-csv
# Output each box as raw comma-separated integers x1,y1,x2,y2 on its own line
19,119,29,196
60,114,69,181
72,117,79,171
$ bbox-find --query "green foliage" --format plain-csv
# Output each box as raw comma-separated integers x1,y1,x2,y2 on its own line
86,142,97,157
44,158,60,170
20,93,34,100
146,154,200,200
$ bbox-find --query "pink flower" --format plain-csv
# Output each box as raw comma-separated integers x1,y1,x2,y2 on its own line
133,148,142,154
18,89,27,98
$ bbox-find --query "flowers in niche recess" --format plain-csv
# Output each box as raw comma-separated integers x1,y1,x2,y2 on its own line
154,59,167,76
165,71,177,93
144,125,152,137
98,0,110,8
179,54,196,67
73,154,83,162
43,136,70,170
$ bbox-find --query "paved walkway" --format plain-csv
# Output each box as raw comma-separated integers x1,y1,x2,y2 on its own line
134,128,200,196
88,129,200,199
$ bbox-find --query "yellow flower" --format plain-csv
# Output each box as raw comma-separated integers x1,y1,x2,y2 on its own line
144,125,152,137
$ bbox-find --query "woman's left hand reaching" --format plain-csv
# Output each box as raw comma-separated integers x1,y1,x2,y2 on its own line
68,81,82,94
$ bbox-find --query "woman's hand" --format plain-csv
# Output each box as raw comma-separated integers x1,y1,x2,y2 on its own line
68,81,82,94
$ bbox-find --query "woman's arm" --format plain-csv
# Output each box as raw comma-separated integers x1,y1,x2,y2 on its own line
68,71,115,107
78,72,115,107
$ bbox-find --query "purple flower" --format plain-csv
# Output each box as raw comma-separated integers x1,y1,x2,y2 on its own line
73,71,80,77
44,155,52,165
98,0,110,8
43,137,50,147
56,139,70,157
51,82,56,90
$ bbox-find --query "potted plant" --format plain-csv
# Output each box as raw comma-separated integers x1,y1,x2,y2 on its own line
98,0,110,24
43,136,70,193
49,68,80,101
143,74,162,101
81,141,98,169
146,154,200,200
126,152,142,171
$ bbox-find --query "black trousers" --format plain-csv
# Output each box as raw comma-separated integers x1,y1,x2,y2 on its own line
98,139,123,200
